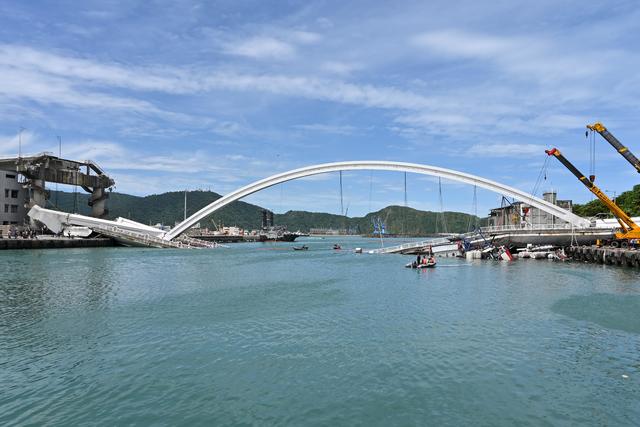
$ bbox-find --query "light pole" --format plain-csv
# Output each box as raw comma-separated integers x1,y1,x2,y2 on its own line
18,127,25,158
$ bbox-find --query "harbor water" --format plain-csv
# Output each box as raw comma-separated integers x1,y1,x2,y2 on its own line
1,237,639,426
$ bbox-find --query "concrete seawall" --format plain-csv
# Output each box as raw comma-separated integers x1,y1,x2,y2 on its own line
0,237,115,250
566,246,640,268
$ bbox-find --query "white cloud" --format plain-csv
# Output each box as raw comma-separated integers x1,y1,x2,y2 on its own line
223,36,296,60
293,123,357,135
412,30,516,58
465,143,547,158
56,141,128,161
0,43,435,114
0,66,161,113
287,30,322,44
0,130,34,157
396,112,472,127
411,29,607,83
321,61,361,75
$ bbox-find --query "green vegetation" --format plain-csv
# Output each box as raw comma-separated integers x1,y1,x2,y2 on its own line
48,190,482,234
277,205,481,235
48,190,264,228
572,184,640,218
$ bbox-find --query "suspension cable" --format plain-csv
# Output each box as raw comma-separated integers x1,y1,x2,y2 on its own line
467,185,478,231
531,155,549,197
590,129,596,181
438,177,448,234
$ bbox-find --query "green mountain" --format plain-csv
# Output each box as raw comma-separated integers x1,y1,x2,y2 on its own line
276,205,481,235
572,184,640,218
47,190,482,234
48,190,264,229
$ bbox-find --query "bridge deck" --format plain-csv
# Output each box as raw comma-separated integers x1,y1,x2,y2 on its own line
368,237,453,254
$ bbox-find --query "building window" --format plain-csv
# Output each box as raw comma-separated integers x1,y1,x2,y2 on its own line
10,190,18,198
3,204,8,213
5,174,15,179
10,205,18,213
3,189,8,198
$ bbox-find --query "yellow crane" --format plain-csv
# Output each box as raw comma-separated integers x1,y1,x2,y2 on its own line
586,122,640,173
545,148,640,247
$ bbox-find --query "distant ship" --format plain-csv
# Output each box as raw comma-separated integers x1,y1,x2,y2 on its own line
258,226,307,242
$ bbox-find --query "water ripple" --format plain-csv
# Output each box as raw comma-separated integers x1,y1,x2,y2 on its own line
1,241,639,426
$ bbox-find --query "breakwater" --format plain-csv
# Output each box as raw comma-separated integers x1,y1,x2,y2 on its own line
566,245,640,268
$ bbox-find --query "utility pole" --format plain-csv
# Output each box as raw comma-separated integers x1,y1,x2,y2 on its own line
18,127,25,159
184,190,187,221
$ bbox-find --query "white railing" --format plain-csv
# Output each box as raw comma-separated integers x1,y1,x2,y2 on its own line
479,222,621,233
480,223,575,233
368,237,452,254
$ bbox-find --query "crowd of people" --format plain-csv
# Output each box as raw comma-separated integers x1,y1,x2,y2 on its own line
0,227,38,239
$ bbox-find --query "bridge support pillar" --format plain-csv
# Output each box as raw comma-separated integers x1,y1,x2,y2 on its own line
27,178,47,228
89,187,109,218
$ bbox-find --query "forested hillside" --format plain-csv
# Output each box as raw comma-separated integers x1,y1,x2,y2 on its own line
572,184,640,218
48,190,482,234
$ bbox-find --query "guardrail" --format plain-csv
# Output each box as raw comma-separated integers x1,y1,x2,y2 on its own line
368,237,452,254
479,222,622,233
480,224,576,233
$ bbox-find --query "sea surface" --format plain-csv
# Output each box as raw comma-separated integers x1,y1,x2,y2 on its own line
1,237,639,426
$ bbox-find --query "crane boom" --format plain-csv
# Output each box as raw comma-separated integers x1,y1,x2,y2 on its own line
587,122,640,173
545,147,640,239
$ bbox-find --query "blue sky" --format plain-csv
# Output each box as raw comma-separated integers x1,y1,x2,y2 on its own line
1,0,639,217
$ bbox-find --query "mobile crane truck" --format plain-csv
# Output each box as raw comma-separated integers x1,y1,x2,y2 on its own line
545,147,640,248
587,122,640,173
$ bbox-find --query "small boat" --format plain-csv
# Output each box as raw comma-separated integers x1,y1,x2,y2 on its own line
293,245,308,251
354,247,363,254
498,246,514,261
405,258,437,269
417,261,436,269
333,244,341,250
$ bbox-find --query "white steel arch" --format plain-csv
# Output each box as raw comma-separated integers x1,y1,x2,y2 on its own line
165,160,590,240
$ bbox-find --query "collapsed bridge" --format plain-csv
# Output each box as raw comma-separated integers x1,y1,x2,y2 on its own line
28,160,594,248
0,153,115,221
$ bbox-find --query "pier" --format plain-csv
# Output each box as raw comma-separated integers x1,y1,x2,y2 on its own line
566,245,640,268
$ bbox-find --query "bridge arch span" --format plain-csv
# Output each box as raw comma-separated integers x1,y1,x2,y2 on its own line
165,161,589,240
